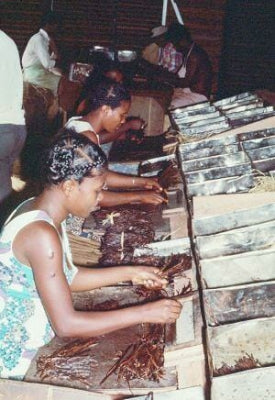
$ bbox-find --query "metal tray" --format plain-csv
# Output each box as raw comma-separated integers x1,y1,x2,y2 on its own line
179,115,227,129
237,127,275,141
173,110,220,124
227,106,274,121
186,174,254,197
213,92,258,107
134,237,191,257
178,135,237,154
178,120,230,136
184,163,251,184
180,151,249,173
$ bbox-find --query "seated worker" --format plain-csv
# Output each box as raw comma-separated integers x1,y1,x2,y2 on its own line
0,131,182,379
138,23,212,107
22,11,62,96
142,25,182,75
142,25,168,65
22,11,81,112
166,23,212,108
66,80,165,207
77,58,145,141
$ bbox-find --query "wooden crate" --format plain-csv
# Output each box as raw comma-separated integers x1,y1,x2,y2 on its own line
211,366,275,400
203,281,275,326
199,248,275,289
0,379,114,400
164,344,207,390
206,317,275,376
196,220,275,259
129,95,165,136
192,193,275,236
133,386,205,400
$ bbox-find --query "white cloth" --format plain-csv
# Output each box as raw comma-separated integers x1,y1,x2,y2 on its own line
0,31,25,125
22,29,56,70
65,116,101,146
170,88,207,109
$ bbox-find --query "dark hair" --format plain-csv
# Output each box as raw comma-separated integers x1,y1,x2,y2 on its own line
84,80,131,113
40,129,107,188
80,60,124,103
166,23,192,44
40,11,61,28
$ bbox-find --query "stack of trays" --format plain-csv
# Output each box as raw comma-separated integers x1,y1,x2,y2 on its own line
169,92,275,141
238,127,275,172
214,92,275,128
170,102,230,137
178,135,254,197
192,193,275,400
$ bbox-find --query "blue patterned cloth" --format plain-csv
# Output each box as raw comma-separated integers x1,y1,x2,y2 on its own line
0,201,77,379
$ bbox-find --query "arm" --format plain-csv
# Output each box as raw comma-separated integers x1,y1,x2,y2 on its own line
137,58,179,86
99,189,166,207
14,222,182,338
177,50,212,97
34,35,56,70
70,265,167,292
106,170,162,191
48,37,60,61
99,118,145,144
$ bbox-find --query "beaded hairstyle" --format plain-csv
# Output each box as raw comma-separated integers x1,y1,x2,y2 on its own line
40,129,107,188
85,80,131,113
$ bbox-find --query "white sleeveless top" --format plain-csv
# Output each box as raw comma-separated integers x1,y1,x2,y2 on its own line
65,116,101,147
0,199,77,379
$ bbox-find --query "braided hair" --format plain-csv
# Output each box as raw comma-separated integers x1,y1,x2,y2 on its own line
85,80,131,113
40,129,107,188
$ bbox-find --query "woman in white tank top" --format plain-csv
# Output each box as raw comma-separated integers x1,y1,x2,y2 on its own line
0,130,181,379
65,81,167,208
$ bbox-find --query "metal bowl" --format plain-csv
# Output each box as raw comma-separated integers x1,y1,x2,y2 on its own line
117,50,137,62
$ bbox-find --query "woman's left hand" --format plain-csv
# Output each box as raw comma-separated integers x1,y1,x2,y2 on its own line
142,177,163,191
131,266,167,289
126,117,146,131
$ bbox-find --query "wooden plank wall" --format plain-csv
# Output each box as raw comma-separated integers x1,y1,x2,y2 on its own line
218,0,275,98
1,1,273,97
1,0,226,96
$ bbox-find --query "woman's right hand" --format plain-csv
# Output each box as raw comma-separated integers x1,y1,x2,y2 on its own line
141,299,182,324
134,191,167,205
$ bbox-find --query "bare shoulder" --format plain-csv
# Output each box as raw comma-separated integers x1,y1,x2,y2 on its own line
13,220,62,267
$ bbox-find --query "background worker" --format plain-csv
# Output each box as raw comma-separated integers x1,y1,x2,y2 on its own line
22,11,62,96
66,80,166,207
0,29,26,206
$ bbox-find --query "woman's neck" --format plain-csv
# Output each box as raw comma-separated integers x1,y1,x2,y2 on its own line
33,189,68,228
83,111,103,134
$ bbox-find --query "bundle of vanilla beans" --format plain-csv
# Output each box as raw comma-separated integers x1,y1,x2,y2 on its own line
93,205,158,267
134,253,192,300
100,324,165,385
158,161,181,189
213,353,261,376
36,252,191,386
36,338,99,387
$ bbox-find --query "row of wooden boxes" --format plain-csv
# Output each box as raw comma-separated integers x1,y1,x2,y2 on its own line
171,94,275,400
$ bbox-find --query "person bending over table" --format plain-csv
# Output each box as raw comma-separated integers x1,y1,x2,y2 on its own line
0,131,182,379
66,80,166,207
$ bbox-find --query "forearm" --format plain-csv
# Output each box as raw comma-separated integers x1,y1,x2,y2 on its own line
99,190,142,207
70,265,133,292
106,171,149,189
99,129,124,144
55,305,146,338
